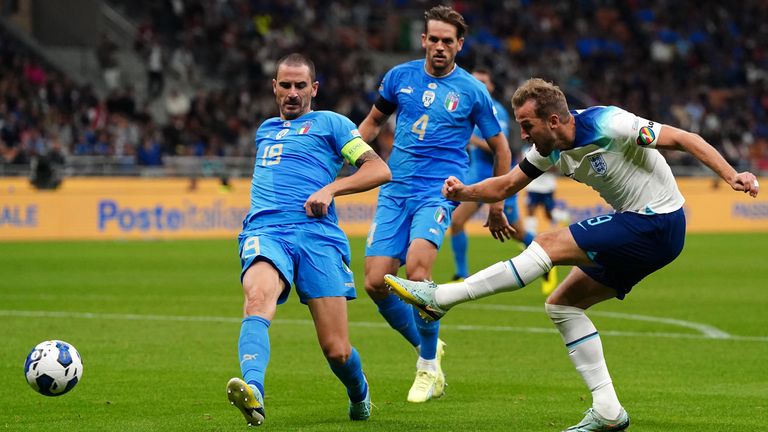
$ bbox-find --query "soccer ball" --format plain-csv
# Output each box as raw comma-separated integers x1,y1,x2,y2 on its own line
24,340,83,396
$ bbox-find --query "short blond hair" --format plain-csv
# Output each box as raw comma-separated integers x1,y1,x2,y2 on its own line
511,78,571,121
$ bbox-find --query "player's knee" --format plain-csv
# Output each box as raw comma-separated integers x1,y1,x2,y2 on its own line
532,230,559,250
363,275,389,300
407,268,430,282
544,302,584,325
321,341,351,366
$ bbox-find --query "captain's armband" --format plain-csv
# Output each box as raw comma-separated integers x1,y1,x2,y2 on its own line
341,137,374,165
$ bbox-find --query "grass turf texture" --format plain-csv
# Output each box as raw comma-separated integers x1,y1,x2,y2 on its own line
1,233,766,431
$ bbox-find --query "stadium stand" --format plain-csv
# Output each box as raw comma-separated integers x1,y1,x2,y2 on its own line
1,1,767,180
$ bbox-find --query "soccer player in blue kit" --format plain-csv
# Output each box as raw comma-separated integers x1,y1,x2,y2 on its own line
226,54,391,426
358,5,514,403
449,68,535,281
385,78,759,430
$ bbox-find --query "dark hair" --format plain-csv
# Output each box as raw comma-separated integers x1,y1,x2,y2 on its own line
511,78,571,122
275,53,316,81
424,5,468,39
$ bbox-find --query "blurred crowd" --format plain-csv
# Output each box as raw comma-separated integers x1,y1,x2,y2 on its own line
2,0,768,174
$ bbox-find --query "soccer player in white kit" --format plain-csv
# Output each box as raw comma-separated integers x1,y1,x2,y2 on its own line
384,78,760,431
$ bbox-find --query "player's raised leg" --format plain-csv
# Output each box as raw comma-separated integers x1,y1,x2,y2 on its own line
230,261,282,426
386,228,586,318
308,297,371,421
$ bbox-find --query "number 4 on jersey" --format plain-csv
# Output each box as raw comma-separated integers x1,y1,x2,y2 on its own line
411,114,429,140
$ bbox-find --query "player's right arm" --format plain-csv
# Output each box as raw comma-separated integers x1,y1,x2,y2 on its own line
359,69,398,144
443,164,533,203
358,104,392,144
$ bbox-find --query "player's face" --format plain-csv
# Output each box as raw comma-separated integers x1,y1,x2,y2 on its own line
422,20,464,76
272,64,318,120
515,99,557,157
472,71,493,93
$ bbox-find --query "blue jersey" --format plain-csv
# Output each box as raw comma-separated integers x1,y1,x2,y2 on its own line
242,110,359,230
467,98,511,182
378,59,501,199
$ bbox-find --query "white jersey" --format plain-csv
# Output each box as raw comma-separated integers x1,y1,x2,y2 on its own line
524,106,685,214
526,171,557,194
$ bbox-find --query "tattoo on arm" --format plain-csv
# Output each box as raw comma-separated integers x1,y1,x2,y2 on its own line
354,150,381,168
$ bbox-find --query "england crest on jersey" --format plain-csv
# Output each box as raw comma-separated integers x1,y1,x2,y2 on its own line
444,92,459,112
588,154,608,176
422,90,436,107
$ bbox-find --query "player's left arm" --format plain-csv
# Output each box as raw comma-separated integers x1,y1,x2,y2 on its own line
304,138,391,217
655,125,759,197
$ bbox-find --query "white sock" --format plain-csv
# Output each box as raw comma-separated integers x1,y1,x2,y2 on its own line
435,241,552,309
545,303,622,420
416,357,437,373
524,215,538,233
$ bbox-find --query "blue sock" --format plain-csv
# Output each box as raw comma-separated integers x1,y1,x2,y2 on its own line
328,347,368,403
375,294,421,347
522,232,535,247
451,231,469,278
414,308,440,360
238,315,270,398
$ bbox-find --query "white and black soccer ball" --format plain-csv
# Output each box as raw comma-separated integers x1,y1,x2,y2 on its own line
24,340,83,396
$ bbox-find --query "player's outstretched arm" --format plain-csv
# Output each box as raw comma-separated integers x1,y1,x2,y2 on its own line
655,125,759,197
304,150,391,218
443,165,533,203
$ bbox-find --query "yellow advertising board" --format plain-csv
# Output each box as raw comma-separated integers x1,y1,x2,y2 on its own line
0,177,766,241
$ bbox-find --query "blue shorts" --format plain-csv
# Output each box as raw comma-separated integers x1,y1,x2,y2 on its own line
365,194,454,262
527,192,555,211
238,221,356,304
569,208,686,299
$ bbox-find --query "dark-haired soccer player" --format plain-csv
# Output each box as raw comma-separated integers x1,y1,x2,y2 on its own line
386,78,759,430
358,5,513,403
449,68,535,281
226,53,391,426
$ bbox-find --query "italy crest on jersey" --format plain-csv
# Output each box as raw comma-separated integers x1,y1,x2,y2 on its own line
297,121,312,134
444,92,460,112
588,154,608,176
422,90,436,107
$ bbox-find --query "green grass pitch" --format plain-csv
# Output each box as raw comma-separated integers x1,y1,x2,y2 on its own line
1,233,766,431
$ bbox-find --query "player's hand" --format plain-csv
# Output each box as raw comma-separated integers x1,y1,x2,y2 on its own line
484,204,515,243
730,172,760,198
443,176,467,200
304,188,334,217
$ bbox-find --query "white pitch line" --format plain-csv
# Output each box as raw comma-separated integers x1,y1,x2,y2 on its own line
460,304,732,338
1,309,766,343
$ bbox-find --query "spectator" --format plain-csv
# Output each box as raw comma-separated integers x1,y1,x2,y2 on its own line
96,33,121,91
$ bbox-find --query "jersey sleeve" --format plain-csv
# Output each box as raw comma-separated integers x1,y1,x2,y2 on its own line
602,107,664,149
377,68,398,106
524,145,554,171
330,113,374,164
495,103,510,138
471,89,502,140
